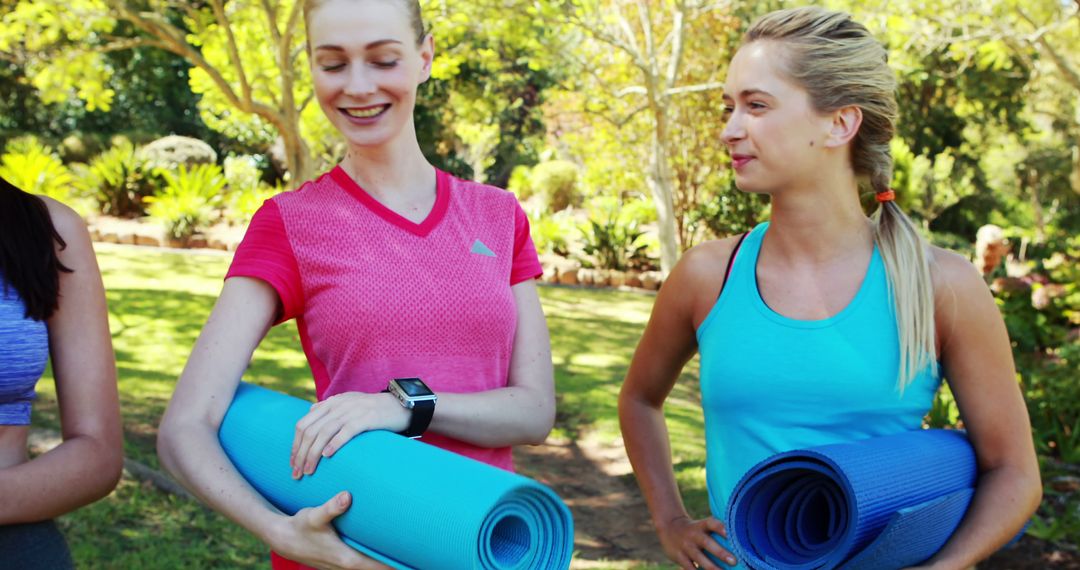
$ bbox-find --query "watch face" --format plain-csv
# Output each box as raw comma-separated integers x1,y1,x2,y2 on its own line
395,378,433,398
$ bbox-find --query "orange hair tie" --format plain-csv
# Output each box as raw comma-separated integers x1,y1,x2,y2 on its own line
875,189,896,203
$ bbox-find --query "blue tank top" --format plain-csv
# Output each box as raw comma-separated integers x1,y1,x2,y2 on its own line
695,223,940,568
0,277,50,425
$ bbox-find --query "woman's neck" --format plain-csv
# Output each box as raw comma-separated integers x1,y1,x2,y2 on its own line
339,131,434,203
765,176,874,264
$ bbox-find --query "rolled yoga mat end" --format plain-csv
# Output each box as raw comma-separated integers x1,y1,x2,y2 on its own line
219,382,574,570
726,429,980,570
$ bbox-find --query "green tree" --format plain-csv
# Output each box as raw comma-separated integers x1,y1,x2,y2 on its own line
2,0,327,186
553,0,746,274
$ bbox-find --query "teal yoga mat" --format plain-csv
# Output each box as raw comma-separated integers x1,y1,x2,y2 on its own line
218,382,574,570
725,429,992,570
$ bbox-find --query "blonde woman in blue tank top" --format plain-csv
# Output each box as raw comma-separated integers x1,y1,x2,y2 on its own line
0,177,122,568
619,7,1040,570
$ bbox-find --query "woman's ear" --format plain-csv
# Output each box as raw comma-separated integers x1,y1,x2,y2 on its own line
824,105,862,148
418,34,435,84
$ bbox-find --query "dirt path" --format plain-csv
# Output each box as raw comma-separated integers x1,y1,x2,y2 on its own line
515,434,1079,570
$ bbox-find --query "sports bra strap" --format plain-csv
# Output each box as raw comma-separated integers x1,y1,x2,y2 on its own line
719,231,749,299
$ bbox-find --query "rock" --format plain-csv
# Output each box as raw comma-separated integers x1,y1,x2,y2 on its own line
557,267,579,286
609,270,627,288
625,270,643,288
209,239,229,251
135,235,160,247
118,233,137,245
101,232,120,244
578,268,595,286
188,234,209,249
593,269,611,287
991,277,1030,295
1050,475,1080,493
641,271,662,291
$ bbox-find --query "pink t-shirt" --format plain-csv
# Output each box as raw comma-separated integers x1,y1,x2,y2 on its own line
228,164,541,457
227,167,542,569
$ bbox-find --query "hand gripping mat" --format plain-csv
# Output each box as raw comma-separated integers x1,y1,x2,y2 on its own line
218,382,574,570
725,429,985,570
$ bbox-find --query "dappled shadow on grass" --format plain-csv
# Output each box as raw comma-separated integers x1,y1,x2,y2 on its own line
95,243,231,292
540,285,705,439
60,478,265,569
538,284,712,543
35,286,313,468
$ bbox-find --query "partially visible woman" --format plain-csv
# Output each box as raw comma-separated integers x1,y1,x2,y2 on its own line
619,6,1041,570
0,177,124,569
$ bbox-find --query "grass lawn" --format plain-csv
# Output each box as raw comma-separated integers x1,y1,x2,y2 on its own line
32,243,704,568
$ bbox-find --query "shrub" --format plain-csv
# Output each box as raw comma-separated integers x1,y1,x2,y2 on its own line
77,140,157,217
59,132,107,163
578,197,653,271
507,165,533,200
530,160,580,212
138,135,217,171
529,210,573,257
146,164,226,244
0,136,74,202
224,155,262,195
229,182,281,225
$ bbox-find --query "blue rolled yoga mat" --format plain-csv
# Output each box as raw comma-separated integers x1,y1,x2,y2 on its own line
218,382,574,570
725,429,985,570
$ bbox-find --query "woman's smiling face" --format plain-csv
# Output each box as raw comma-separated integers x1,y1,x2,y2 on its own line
307,0,432,149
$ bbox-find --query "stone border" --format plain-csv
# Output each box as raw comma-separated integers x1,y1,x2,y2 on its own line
87,218,667,292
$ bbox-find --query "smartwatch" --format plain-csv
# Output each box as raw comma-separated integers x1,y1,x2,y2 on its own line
385,377,437,439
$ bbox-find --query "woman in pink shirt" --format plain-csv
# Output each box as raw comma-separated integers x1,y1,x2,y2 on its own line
156,0,555,568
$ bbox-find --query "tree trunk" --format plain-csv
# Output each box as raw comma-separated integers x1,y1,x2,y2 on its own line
279,122,312,188
646,104,679,276
1028,168,1045,243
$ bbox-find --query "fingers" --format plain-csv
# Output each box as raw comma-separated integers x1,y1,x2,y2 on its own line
323,421,364,458
705,517,728,538
306,491,352,528
701,518,737,566
293,412,342,478
292,402,334,473
664,518,737,569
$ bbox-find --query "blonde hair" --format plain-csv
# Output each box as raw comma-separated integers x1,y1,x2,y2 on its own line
745,7,937,389
303,0,427,47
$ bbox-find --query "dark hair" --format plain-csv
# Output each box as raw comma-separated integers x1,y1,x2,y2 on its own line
0,176,73,321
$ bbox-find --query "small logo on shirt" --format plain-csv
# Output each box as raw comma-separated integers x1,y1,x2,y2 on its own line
470,239,496,257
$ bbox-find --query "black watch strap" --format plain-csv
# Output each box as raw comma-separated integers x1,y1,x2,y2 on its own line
404,398,435,438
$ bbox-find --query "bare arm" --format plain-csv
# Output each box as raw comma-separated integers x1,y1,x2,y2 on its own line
157,277,387,570
619,240,740,570
912,249,1042,570
0,198,123,524
291,280,556,476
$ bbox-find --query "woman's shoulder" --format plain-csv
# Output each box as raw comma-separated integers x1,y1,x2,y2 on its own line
668,235,748,301
39,196,91,247
927,244,998,331
928,245,984,296
445,173,514,198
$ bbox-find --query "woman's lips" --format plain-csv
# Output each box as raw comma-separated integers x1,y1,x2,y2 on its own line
340,104,390,123
731,154,755,170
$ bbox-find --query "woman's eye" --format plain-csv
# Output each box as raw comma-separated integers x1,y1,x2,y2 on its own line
372,60,399,69
321,63,346,72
